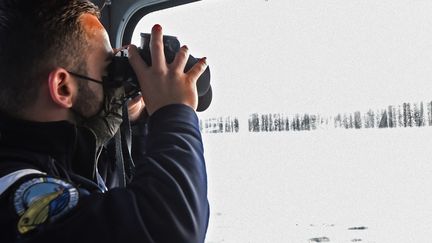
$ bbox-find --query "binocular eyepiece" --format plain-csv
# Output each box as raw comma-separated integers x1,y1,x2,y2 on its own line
106,33,212,112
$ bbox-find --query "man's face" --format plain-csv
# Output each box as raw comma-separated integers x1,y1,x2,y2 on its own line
73,13,113,118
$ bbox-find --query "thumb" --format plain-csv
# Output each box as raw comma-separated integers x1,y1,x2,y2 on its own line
127,44,148,79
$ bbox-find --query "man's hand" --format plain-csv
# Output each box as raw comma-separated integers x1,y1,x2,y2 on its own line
127,24,208,116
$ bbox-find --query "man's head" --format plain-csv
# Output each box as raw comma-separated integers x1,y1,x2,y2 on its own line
0,0,113,121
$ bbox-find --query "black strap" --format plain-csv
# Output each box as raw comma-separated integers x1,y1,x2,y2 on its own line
112,98,136,187
112,131,125,187
121,100,135,183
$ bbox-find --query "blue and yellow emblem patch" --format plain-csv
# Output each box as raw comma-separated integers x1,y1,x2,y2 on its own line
13,177,79,234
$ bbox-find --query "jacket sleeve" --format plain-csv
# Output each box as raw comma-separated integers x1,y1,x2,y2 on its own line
28,104,210,243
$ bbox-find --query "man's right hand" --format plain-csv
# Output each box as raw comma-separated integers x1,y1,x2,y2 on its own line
127,24,208,116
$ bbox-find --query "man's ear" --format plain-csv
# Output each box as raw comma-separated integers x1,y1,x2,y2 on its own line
47,68,75,108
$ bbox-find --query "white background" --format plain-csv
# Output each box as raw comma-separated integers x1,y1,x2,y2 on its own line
133,0,432,242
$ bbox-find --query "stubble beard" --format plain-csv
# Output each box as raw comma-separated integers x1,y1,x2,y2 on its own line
73,80,103,120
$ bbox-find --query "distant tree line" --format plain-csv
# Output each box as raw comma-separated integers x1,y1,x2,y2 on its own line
199,101,432,133
199,116,239,133
248,101,432,132
248,113,324,132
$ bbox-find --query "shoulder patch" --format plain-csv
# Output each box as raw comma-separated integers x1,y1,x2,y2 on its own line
13,177,79,234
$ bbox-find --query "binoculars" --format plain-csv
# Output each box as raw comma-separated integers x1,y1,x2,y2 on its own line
106,33,212,112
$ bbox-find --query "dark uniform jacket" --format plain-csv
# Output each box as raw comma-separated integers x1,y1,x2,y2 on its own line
0,104,209,243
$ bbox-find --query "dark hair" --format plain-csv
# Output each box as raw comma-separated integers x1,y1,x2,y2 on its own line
0,0,100,115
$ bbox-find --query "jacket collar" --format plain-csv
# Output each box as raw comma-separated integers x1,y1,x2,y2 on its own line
0,112,97,180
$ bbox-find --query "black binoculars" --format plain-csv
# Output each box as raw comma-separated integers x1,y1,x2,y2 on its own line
106,33,212,112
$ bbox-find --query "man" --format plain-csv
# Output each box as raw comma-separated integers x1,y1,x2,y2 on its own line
0,0,209,242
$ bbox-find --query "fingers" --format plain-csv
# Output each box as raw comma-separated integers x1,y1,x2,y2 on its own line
171,45,189,73
150,24,166,70
171,45,208,85
186,57,208,84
